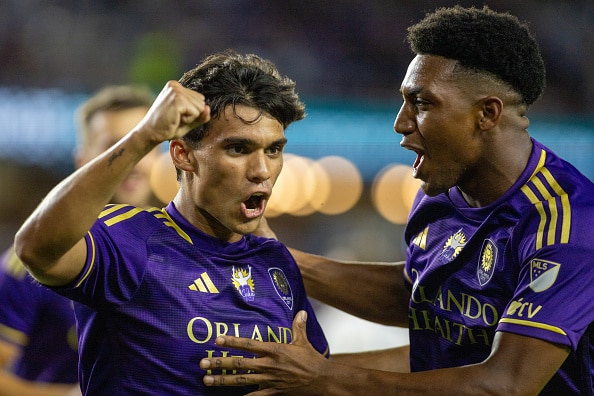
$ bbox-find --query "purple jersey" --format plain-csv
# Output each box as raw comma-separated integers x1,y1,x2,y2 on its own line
404,139,594,394
0,248,78,383
51,202,329,395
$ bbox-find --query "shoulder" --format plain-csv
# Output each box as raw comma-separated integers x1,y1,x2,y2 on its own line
89,205,174,256
92,205,173,239
95,204,164,227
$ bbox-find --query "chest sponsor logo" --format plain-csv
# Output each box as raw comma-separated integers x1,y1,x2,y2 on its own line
268,268,293,310
477,239,497,286
441,228,466,261
232,266,255,302
529,259,560,292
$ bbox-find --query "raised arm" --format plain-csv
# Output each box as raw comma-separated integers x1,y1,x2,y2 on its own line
14,81,210,286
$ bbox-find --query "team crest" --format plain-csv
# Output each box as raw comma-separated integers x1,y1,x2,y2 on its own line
529,259,560,292
268,268,293,310
232,266,255,302
441,229,467,261
477,239,497,286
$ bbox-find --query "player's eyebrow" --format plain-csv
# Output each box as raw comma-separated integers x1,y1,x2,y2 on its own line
400,86,423,97
221,136,288,147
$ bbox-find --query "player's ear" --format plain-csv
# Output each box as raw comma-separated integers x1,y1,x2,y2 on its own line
170,139,195,173
479,96,503,130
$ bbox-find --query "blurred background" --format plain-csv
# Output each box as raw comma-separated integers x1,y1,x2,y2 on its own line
1,0,592,353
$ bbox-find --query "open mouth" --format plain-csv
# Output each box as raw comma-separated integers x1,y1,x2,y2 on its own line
242,192,267,218
412,150,424,173
245,193,264,209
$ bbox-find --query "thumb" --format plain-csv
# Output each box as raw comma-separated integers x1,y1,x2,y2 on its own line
290,310,309,346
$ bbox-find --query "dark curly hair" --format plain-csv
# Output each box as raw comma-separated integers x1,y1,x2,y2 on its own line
407,5,546,106
178,50,305,146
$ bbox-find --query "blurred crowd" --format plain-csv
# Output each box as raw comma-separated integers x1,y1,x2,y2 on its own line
1,0,593,115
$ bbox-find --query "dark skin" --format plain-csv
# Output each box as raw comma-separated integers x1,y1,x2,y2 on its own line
198,56,570,395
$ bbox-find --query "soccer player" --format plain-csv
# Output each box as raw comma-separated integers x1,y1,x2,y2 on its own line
13,51,329,395
198,6,594,395
0,85,158,396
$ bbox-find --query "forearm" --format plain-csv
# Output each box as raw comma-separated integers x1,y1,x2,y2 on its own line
317,362,463,396
315,360,533,396
290,248,409,325
15,130,157,272
316,332,566,396
330,345,410,372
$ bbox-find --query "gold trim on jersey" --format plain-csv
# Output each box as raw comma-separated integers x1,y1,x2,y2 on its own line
98,205,193,244
499,317,567,336
80,206,194,287
0,323,28,346
153,207,193,244
76,231,96,288
100,204,144,227
520,149,571,250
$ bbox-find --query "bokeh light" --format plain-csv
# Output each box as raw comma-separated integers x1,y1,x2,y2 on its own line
267,154,329,217
152,151,420,222
371,164,420,224
314,156,363,215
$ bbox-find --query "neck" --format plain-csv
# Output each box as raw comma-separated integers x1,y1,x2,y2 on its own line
459,132,532,208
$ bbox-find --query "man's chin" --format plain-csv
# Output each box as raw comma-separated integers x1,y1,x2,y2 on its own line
237,217,262,236
419,181,449,197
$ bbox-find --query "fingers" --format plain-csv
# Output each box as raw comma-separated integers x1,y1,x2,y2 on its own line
163,80,210,133
173,81,211,128
202,371,258,387
290,310,308,345
142,81,211,142
210,335,272,355
200,353,260,373
200,311,311,391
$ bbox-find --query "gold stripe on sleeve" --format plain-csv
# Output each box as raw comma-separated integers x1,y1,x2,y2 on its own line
499,318,567,336
98,204,128,218
103,207,144,227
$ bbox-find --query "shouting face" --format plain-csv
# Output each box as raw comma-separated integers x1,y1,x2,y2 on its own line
173,104,287,242
394,55,485,197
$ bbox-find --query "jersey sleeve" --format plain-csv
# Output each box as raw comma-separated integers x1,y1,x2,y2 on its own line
52,205,154,309
498,206,594,351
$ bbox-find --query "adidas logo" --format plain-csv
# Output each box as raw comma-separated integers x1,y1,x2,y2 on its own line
188,272,219,293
